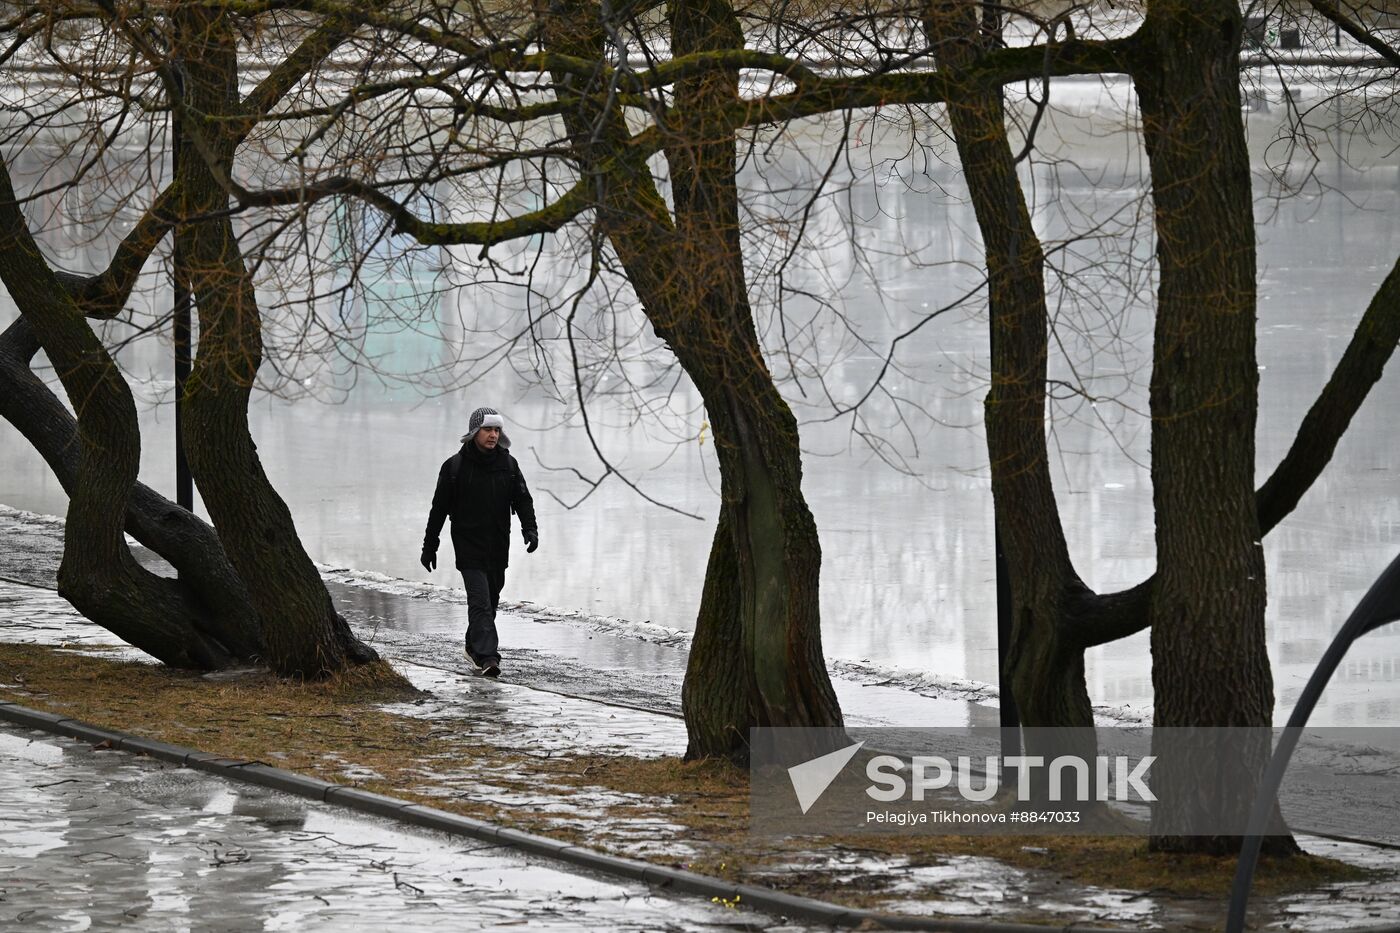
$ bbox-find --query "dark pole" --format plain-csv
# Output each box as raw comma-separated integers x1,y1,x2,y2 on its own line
171,66,192,513
1225,551,1400,933
996,525,1020,757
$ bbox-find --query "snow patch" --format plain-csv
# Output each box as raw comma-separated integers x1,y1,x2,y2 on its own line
0,503,66,528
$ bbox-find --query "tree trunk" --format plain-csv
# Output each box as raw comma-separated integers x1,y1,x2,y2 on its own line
670,0,840,754
705,347,840,735
0,166,246,670
172,8,383,679
0,317,264,663
542,0,844,757
667,0,757,761
1132,0,1295,854
924,0,1111,807
927,1,1089,720
682,502,749,757
927,0,1395,838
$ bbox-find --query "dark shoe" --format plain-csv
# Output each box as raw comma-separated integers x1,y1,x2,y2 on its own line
482,662,500,679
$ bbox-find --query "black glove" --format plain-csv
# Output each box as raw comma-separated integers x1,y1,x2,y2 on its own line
420,549,436,572
523,530,539,554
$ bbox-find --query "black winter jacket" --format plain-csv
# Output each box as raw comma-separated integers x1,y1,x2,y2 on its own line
422,443,537,570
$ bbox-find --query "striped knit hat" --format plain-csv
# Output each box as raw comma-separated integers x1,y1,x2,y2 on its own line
461,406,511,449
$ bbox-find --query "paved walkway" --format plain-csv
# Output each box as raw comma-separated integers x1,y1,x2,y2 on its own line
0,504,996,731
0,722,794,932
6,574,1400,929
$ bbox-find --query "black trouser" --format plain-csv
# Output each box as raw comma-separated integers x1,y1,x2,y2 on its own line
461,566,505,665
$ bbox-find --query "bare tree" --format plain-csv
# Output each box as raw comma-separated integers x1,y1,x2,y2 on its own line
0,5,390,679
5,1,1397,819
912,0,1400,852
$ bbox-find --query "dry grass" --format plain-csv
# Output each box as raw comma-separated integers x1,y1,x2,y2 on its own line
0,642,1378,916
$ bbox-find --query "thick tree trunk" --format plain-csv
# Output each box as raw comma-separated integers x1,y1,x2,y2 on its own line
707,352,839,735
682,502,749,756
1132,0,1295,854
924,0,1394,829
669,0,839,755
0,317,264,662
542,0,843,757
172,8,382,679
679,342,841,757
925,1,1109,807
928,3,1089,722
668,0,757,761
0,167,246,670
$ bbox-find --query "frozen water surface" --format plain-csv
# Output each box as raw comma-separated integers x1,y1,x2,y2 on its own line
2,80,1399,729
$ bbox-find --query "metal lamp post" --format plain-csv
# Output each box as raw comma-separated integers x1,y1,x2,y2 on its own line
171,66,192,513
1226,551,1400,933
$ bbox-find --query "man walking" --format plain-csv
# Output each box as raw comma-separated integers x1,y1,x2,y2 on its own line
421,407,538,678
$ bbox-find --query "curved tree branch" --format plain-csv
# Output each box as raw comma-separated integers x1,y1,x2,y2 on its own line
1079,255,1400,648
1256,254,1400,533
55,184,179,319
1304,0,1400,68
0,317,265,660
230,172,594,246
238,15,352,124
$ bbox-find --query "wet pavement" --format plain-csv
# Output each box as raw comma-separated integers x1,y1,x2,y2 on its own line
0,723,793,932
4,512,1400,929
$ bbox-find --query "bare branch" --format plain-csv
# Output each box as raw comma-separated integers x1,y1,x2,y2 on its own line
238,15,352,127
1304,0,1400,69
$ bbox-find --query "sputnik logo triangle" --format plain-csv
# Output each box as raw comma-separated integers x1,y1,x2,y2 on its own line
787,741,865,814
